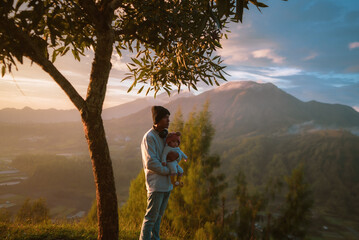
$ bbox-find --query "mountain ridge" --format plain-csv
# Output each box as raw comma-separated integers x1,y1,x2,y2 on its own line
1,81,358,135
0,90,194,123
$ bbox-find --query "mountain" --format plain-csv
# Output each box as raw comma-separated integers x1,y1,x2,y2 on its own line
1,81,358,155
102,90,193,120
0,91,193,123
0,107,80,123
111,81,359,142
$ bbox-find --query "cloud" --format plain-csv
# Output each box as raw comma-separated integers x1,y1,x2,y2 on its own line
61,70,88,78
217,31,250,65
260,67,302,77
218,47,250,64
303,52,319,61
252,49,285,64
233,0,359,74
111,53,129,72
349,42,359,49
226,68,288,87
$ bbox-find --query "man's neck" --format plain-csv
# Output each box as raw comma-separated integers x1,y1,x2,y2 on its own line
153,125,165,133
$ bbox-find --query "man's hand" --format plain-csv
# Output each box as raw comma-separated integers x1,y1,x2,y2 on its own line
162,162,167,166
167,151,179,162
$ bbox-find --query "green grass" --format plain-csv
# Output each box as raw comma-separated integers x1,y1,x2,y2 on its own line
0,222,180,240
0,222,97,240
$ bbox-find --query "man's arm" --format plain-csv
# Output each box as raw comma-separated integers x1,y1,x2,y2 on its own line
144,135,170,175
161,147,170,165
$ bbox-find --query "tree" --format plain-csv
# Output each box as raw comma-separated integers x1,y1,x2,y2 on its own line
16,198,32,224
166,103,227,238
230,165,313,239
86,199,98,225
118,171,147,229
0,209,12,223
233,171,266,240
271,165,313,239
16,198,49,224
0,0,282,239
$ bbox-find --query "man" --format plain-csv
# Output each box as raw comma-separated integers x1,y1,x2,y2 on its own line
139,106,179,240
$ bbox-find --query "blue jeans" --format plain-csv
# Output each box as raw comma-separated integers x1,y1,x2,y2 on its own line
139,191,171,240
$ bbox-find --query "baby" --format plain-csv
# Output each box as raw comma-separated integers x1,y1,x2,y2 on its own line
161,132,188,186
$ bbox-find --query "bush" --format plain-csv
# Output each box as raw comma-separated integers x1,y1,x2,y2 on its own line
15,198,49,224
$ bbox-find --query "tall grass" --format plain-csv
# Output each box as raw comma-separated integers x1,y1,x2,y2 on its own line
1,220,180,240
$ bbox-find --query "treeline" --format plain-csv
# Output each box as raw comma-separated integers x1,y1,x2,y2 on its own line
118,104,313,239
218,130,359,216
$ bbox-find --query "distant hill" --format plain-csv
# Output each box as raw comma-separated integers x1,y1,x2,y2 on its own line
0,107,80,123
102,90,193,120
0,91,193,123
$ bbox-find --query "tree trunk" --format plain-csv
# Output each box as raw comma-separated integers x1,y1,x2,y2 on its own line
82,111,119,240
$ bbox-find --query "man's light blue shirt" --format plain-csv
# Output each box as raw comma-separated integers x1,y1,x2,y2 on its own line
141,128,173,193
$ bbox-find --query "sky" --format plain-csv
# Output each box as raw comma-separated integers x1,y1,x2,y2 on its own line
1,0,359,111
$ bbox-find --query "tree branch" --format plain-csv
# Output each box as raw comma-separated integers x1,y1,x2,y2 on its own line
77,0,102,27
108,0,123,11
0,19,86,112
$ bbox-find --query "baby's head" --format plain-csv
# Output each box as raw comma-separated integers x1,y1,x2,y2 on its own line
166,132,181,148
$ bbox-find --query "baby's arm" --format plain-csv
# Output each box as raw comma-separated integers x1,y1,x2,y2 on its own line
178,148,188,162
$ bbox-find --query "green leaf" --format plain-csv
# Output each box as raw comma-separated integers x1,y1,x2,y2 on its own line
1,66,5,77
51,50,59,63
61,46,70,56
127,80,137,93
213,41,222,48
137,85,144,94
138,70,146,80
214,79,220,86
256,2,269,8
72,49,80,61
131,57,142,66
249,0,268,11
115,47,122,57
235,0,244,23
164,88,171,96
121,75,132,82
